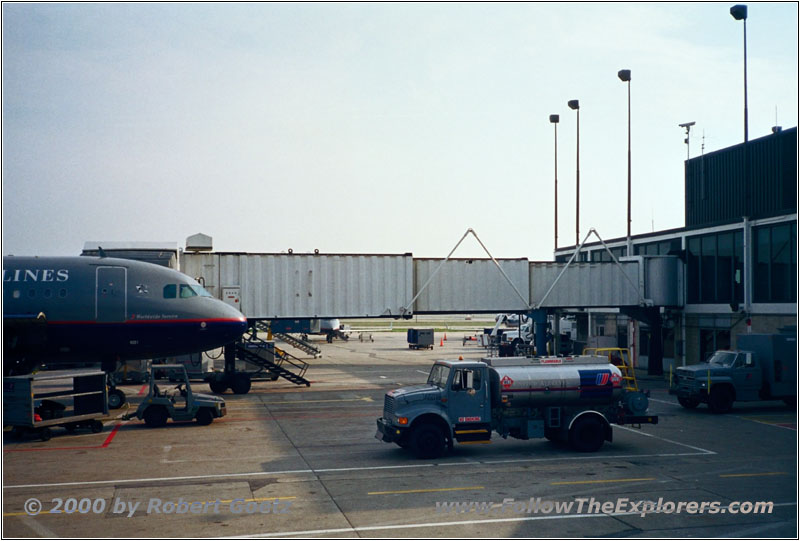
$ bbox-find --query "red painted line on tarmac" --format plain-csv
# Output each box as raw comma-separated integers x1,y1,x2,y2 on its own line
4,445,106,453
4,423,121,453
138,384,148,396
776,423,796,430
101,423,121,447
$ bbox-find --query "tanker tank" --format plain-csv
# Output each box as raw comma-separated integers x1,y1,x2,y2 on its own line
484,356,624,408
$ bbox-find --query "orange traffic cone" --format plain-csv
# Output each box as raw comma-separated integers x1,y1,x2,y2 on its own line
444,332,447,341
440,336,444,347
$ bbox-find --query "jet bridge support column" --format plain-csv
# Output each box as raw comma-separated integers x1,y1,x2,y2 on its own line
530,309,548,356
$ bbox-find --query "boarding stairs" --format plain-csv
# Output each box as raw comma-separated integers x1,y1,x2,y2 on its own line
254,321,322,358
235,334,311,387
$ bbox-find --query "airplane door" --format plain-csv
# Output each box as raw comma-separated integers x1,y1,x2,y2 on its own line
96,267,127,322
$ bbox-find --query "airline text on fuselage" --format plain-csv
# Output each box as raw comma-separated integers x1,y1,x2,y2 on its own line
3,269,70,282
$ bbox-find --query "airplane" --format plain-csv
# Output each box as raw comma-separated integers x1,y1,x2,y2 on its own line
3,255,248,407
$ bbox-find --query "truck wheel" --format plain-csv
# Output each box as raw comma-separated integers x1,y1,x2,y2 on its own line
39,427,52,442
209,380,228,394
143,406,168,428
409,424,446,459
196,408,214,426
231,374,251,395
708,386,734,414
568,416,605,452
678,397,700,409
91,420,104,433
108,389,126,409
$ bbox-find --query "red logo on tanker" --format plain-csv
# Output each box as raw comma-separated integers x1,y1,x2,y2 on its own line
610,373,622,386
501,375,514,389
458,416,482,422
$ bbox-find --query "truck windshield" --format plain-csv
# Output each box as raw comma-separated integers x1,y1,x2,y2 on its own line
427,364,450,389
706,351,737,367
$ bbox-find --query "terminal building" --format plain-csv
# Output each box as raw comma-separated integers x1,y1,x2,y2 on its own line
554,126,797,369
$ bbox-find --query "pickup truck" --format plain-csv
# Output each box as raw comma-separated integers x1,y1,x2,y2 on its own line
670,333,796,413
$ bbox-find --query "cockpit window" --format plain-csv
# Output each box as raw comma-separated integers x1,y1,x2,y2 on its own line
164,284,212,299
180,284,212,298
163,284,177,298
179,284,198,298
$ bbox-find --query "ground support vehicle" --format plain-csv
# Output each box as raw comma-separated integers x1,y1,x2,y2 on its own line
670,333,797,413
3,369,108,441
407,328,434,350
376,356,657,458
123,364,226,427
204,334,310,394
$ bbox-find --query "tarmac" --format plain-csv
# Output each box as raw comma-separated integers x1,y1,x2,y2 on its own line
3,330,797,538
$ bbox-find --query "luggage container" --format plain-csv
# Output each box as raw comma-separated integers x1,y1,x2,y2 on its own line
3,369,108,441
407,328,434,350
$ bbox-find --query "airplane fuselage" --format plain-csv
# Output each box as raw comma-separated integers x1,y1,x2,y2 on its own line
3,256,247,374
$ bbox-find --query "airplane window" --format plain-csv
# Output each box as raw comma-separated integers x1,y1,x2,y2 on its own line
44,289,52,298
180,284,198,298
13,290,21,299
28,289,35,298
59,289,67,298
192,285,212,298
163,284,177,299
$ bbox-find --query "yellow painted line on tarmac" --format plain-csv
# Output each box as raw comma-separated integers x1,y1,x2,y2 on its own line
368,486,484,496
551,477,655,486
262,397,374,405
719,472,788,478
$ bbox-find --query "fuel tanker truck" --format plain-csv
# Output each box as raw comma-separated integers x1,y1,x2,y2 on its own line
376,356,657,458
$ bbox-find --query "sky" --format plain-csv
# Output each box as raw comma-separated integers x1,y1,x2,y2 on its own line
2,2,797,261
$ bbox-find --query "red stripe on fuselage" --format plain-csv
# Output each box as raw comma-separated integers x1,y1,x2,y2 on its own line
47,318,245,325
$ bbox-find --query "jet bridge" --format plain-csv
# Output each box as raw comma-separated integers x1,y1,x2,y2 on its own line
180,252,681,318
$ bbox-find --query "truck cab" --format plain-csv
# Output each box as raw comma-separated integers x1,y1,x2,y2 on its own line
376,361,492,458
671,333,796,413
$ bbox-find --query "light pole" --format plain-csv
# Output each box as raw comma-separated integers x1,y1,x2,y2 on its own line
567,100,580,247
730,4,749,216
550,114,560,252
618,69,632,252
730,4,748,143
679,121,696,160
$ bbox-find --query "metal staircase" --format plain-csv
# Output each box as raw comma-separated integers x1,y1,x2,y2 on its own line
235,335,311,387
254,321,321,358
584,347,639,391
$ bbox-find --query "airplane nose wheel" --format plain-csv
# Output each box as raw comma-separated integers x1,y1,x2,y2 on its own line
108,388,126,409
